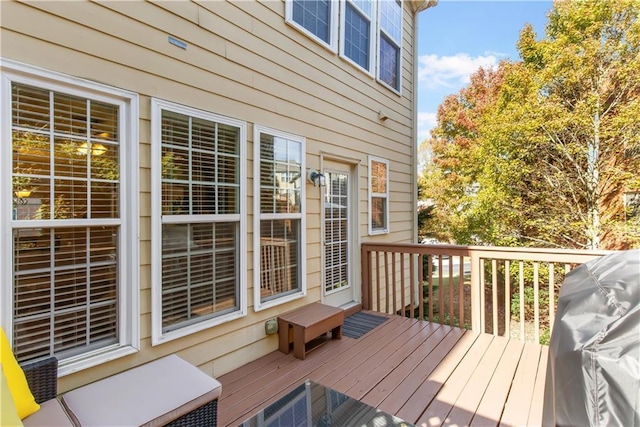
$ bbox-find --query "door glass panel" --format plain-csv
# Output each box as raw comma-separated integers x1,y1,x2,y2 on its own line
324,171,349,294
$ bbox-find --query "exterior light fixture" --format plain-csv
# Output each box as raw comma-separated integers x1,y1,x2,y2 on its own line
78,142,107,156
307,169,326,187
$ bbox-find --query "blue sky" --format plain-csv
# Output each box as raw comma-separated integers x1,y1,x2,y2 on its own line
416,1,553,140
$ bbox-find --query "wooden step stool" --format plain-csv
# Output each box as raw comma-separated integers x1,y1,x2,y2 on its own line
277,303,344,360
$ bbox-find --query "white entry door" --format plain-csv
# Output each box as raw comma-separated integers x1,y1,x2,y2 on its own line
322,161,355,307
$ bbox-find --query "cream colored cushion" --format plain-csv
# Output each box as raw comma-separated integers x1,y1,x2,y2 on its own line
22,399,74,427
62,355,221,427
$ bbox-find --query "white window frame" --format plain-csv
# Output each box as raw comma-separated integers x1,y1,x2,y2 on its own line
339,0,376,75
376,0,403,94
150,98,247,345
0,58,140,376
253,125,306,311
368,156,390,235
285,0,339,53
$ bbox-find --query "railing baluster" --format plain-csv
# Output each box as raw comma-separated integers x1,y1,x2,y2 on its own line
448,258,454,326
410,254,416,319
385,252,390,313
480,259,486,334
519,261,525,341
426,254,432,322
418,253,424,320
375,251,381,312
492,259,498,335
361,245,371,310
400,254,406,317
549,262,555,332
392,252,397,315
505,260,511,338
534,262,540,343
458,258,464,328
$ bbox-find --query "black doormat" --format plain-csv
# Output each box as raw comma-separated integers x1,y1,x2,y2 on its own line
342,312,388,339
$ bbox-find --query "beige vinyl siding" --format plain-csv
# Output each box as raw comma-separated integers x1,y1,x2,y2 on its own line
1,0,418,390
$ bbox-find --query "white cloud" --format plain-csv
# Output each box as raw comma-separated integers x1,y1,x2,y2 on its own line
418,53,500,90
417,112,438,142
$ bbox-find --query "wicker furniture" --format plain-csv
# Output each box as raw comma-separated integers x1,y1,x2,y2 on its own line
20,355,220,426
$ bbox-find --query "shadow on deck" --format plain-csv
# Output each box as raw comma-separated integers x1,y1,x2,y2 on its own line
218,312,548,426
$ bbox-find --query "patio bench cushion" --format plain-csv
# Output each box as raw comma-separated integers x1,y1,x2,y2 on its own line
23,399,74,427
61,354,221,427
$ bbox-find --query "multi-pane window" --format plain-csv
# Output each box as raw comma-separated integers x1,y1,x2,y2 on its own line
378,0,403,91
341,0,375,72
369,156,389,234
286,0,338,51
2,61,138,371
151,99,245,344
254,126,305,310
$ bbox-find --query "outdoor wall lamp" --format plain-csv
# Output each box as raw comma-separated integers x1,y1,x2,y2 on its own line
307,169,326,187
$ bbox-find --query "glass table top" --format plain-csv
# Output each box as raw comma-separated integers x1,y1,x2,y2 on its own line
240,380,413,427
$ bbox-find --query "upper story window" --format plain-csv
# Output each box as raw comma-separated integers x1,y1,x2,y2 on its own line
341,0,375,73
151,99,246,345
254,126,306,311
377,0,403,92
1,60,139,374
286,0,338,52
285,0,404,94
368,156,389,234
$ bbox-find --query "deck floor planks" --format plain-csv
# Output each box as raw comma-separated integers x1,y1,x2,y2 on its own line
359,324,454,408
414,333,494,426
527,347,549,426
342,322,443,400
374,327,468,417
393,330,480,423
219,315,413,425
307,316,418,386
444,335,510,426
217,312,547,427
470,338,525,426
499,342,544,427
331,321,441,396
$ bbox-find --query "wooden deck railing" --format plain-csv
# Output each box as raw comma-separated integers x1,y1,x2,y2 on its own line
361,243,611,343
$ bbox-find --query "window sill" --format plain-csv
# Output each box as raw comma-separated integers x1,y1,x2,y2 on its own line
58,344,139,377
152,309,247,346
254,291,306,312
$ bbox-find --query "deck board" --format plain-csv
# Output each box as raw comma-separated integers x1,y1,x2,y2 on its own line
218,312,548,427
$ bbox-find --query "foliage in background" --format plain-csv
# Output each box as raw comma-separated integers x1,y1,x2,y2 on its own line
419,0,640,250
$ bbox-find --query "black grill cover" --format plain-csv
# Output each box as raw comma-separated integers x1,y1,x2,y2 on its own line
543,249,640,426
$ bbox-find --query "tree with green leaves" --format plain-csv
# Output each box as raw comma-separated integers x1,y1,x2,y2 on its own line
421,0,640,249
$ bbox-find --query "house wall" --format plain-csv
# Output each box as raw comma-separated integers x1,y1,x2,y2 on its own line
1,0,419,392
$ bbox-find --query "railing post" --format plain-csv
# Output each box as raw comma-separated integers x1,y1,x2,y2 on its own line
469,250,482,333
361,245,371,310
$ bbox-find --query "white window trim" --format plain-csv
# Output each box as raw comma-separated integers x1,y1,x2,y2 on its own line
0,58,140,376
253,125,306,312
339,0,376,76
368,155,390,235
150,98,247,345
376,0,403,95
285,0,339,53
